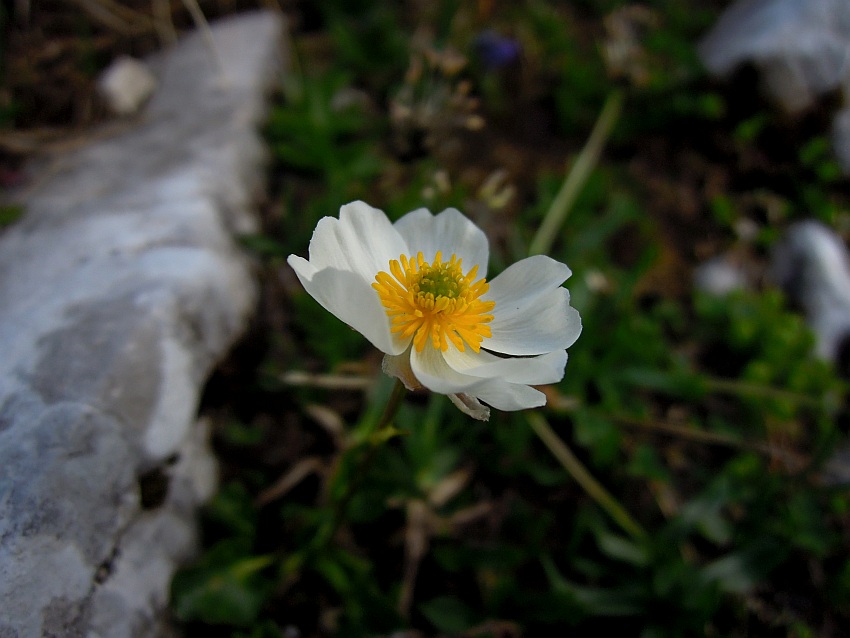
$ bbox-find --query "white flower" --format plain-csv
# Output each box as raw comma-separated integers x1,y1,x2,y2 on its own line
287,201,582,420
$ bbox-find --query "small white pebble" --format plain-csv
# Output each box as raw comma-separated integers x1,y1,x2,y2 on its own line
693,256,748,296
584,269,611,293
97,56,158,116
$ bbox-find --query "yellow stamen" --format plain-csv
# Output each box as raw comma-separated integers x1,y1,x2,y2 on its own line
372,251,496,353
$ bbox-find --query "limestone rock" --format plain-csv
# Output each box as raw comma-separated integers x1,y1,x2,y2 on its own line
830,107,850,172
97,56,158,116
771,220,850,363
698,0,850,113
0,10,285,637
693,255,751,297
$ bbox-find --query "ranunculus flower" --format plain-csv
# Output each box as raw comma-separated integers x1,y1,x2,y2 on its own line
287,201,581,420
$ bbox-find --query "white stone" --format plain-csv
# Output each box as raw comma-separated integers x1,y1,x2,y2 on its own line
771,220,850,361
693,256,750,296
831,107,850,172
699,0,850,172
0,11,285,638
698,0,850,113
98,56,158,115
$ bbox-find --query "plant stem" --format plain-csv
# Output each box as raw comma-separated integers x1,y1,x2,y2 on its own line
545,396,813,465
321,379,407,544
528,89,623,256
181,0,228,83
525,90,640,540
527,412,646,540
608,411,809,465
703,375,832,409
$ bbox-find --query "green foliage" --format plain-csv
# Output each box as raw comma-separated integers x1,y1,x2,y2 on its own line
419,596,476,634
290,291,370,367
317,1,408,90
799,136,842,185
171,538,274,626
695,290,843,437
523,3,610,135
265,70,382,195
0,205,23,227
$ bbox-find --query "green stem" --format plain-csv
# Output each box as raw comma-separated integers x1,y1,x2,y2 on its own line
320,379,407,545
528,90,623,257
703,375,831,409
181,0,228,83
527,412,646,540
525,90,640,539
545,397,812,464
606,410,806,460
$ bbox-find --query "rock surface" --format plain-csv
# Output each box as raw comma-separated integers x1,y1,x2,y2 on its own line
693,254,751,297
698,0,850,113
771,220,850,364
97,56,158,116
772,221,850,486
0,10,284,638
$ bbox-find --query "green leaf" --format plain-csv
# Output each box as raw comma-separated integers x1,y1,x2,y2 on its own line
220,420,266,447
678,482,733,545
203,481,258,539
0,205,24,227
573,408,621,467
170,538,274,626
419,596,475,634
234,620,285,638
627,444,671,482
617,366,706,399
238,234,290,259
541,554,643,616
702,545,781,594
596,532,650,567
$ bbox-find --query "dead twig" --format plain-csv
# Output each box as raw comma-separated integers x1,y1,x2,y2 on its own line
68,0,155,35
255,457,325,507
280,370,375,391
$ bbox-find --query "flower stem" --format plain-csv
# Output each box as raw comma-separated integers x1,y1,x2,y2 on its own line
528,89,623,257
321,379,407,544
527,412,646,540
375,377,409,432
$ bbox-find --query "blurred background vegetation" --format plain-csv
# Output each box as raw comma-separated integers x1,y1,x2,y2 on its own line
5,1,850,636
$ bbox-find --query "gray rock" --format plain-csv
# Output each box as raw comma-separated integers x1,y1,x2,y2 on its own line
0,10,285,637
97,56,158,116
773,221,850,486
771,220,850,362
830,107,850,172
693,255,751,297
699,0,850,113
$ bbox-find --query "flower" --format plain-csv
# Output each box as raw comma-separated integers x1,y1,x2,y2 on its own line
473,30,522,70
287,201,582,420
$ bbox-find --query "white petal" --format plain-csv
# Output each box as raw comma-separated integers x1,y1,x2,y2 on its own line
483,255,581,355
393,207,489,275
449,393,490,421
470,379,548,411
409,343,552,415
484,255,571,311
381,349,421,390
409,345,481,395
486,287,582,355
443,346,567,385
309,201,409,282
287,254,319,279
287,256,407,355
